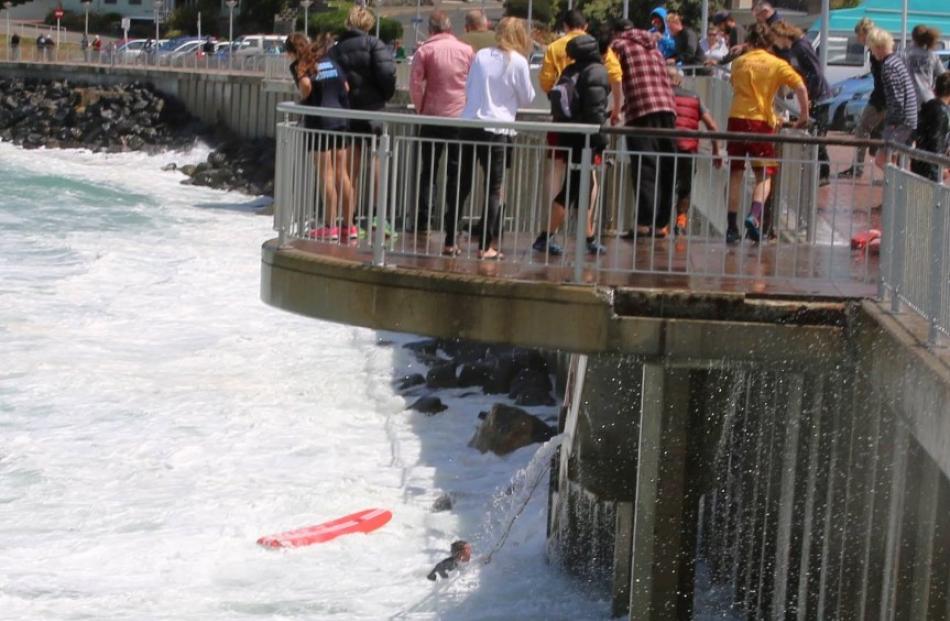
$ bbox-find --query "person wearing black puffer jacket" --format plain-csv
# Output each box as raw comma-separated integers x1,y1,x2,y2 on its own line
330,5,397,224
330,6,396,134
532,34,611,257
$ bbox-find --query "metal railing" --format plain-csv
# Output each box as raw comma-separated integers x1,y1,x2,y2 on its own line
274,103,897,274
879,147,950,346
2,45,272,73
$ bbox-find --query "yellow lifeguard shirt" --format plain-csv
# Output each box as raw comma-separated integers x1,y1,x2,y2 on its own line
728,48,805,127
539,30,623,93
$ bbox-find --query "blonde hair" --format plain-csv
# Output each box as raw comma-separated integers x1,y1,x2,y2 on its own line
495,16,531,56
854,17,875,36
866,28,893,53
346,5,376,33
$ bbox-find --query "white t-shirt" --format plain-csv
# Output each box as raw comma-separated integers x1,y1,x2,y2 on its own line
462,47,536,135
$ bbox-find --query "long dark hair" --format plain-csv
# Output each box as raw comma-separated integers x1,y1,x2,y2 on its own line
297,33,336,80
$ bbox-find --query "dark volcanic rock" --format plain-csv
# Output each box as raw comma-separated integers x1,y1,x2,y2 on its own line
0,78,274,197
397,373,426,390
457,362,492,388
426,362,458,389
508,368,552,401
469,403,556,456
408,395,448,415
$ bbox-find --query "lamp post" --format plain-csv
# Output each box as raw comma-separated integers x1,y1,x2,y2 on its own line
82,0,91,39
3,1,10,62
153,0,162,45
300,0,312,38
226,0,237,71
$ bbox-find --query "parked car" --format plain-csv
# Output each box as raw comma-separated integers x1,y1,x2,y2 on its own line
815,49,950,132
115,39,147,59
231,34,284,57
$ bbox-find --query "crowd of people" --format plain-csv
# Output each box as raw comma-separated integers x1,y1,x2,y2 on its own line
286,2,949,256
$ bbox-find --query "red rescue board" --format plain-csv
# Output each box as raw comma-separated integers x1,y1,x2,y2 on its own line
257,508,392,549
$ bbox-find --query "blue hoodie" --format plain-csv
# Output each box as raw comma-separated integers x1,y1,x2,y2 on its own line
649,7,676,59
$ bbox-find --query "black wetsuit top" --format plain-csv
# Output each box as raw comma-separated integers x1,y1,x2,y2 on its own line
301,58,349,131
426,556,458,580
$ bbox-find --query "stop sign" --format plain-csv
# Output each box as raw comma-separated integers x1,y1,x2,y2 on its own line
53,8,64,19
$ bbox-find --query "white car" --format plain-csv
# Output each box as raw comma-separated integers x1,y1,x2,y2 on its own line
232,34,284,57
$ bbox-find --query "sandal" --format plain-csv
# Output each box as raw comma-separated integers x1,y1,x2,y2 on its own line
441,246,462,257
478,248,504,260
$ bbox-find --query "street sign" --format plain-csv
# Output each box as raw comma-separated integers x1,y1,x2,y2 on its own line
53,8,64,19
121,17,131,31
410,17,424,24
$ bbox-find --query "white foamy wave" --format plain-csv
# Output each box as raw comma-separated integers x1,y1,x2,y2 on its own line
0,145,608,620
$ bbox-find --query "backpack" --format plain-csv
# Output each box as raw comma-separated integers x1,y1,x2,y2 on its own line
549,69,581,122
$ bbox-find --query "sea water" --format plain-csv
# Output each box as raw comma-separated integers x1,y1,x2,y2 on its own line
0,143,610,620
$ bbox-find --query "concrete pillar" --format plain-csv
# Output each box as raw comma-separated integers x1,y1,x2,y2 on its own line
612,501,634,617
628,364,693,620
910,459,942,620
836,374,879,619
771,373,804,620
879,424,911,620
818,369,851,619
858,401,896,621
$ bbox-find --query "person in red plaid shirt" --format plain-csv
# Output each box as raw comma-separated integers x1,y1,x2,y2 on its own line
611,27,679,238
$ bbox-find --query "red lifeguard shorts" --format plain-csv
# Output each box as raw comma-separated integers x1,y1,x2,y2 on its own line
726,118,778,175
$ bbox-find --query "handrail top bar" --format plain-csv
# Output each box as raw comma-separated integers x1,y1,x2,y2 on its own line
888,141,950,168
277,102,601,135
603,125,887,149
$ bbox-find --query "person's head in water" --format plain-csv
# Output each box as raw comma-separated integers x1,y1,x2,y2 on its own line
451,540,472,562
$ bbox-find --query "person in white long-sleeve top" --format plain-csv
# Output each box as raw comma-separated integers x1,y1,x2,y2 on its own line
456,17,536,260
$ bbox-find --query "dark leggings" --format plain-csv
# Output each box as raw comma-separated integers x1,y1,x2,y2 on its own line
457,128,510,250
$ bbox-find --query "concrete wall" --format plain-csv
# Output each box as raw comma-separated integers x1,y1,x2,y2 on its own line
0,61,293,139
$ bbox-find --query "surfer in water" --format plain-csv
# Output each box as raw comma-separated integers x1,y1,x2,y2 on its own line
426,540,472,581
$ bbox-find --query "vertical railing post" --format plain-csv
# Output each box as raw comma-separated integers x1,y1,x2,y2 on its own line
927,191,945,346
275,124,289,245
573,133,593,283
879,164,894,300
890,161,906,314
373,126,391,267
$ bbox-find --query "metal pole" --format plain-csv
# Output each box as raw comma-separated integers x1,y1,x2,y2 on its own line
413,0,420,50
84,5,89,39
574,136,593,283
197,11,201,40
301,0,311,38
229,7,234,71
4,7,9,62
623,0,629,20
375,0,380,39
527,0,532,38
819,0,830,78
701,0,709,48
900,0,909,50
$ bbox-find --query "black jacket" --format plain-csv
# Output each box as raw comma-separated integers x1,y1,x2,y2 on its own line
672,28,705,66
329,29,396,111
561,35,610,151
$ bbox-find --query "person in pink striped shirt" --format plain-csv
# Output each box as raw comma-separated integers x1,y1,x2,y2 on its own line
409,11,474,250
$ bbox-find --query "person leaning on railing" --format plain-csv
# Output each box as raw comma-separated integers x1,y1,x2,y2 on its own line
408,10,474,246
287,32,356,243
770,20,831,182
838,18,886,180
724,22,808,245
867,28,918,171
456,17,536,261
330,5,396,221
532,34,610,258
611,21,679,238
